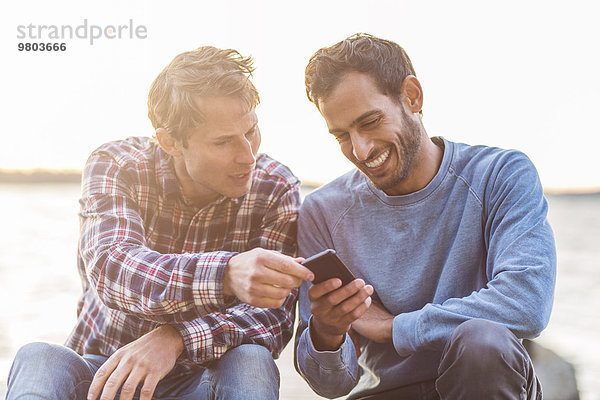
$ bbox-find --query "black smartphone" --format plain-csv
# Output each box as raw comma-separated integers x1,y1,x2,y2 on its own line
302,249,356,286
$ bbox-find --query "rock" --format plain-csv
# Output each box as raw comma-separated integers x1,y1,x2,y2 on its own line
524,340,579,400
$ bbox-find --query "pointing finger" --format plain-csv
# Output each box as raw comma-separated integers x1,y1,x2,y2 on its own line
264,252,314,281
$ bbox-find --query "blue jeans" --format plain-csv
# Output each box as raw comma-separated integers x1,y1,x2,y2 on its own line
6,343,279,400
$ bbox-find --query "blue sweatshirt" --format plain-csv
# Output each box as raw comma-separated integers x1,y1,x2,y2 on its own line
294,138,556,399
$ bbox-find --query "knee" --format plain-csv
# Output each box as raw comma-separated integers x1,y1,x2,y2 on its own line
11,342,92,382
443,319,518,366
438,320,537,399
8,342,92,399
220,344,278,376
210,344,279,399
229,343,273,359
13,342,60,368
452,319,512,350
14,342,74,367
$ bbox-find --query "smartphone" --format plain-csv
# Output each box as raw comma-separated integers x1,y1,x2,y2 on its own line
302,249,356,286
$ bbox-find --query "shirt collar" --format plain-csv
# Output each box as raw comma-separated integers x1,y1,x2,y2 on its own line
155,143,180,199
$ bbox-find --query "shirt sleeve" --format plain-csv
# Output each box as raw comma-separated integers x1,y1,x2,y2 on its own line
175,289,297,363
293,195,361,398
79,152,231,322
392,151,557,356
172,176,302,363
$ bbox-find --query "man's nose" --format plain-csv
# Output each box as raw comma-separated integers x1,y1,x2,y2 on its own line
351,133,375,161
235,138,256,165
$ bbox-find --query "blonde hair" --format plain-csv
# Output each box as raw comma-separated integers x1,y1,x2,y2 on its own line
148,46,259,146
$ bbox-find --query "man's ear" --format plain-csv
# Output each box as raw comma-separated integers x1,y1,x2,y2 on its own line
155,128,182,156
400,75,423,114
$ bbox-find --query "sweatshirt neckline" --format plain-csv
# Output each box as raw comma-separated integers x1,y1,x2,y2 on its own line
364,137,453,206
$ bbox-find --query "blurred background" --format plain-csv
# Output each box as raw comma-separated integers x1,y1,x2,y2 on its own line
1,0,598,398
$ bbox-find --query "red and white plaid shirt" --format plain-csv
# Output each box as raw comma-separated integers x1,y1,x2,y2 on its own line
65,136,300,365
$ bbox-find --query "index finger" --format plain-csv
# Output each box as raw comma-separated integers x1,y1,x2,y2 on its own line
309,278,369,303
264,252,314,281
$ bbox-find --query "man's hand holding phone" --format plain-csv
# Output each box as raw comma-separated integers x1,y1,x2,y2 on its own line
302,250,373,351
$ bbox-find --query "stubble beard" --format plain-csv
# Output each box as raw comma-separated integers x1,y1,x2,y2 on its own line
370,110,423,193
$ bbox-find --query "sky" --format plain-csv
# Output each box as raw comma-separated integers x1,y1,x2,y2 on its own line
1,0,599,191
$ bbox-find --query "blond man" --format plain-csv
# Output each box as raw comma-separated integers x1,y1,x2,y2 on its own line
7,46,313,400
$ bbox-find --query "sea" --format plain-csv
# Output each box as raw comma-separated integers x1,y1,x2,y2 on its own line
0,182,598,399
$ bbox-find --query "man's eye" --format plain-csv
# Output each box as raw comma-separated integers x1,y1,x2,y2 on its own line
360,117,381,129
361,117,381,129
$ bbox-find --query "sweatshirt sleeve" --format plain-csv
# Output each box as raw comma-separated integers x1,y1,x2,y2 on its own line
294,195,361,398
392,151,556,356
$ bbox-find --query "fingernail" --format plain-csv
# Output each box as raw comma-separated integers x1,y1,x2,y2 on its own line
366,296,372,306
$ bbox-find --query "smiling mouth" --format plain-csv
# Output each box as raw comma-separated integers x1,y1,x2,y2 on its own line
365,149,391,169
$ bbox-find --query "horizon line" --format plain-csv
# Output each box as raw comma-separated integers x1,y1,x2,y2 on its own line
1,168,598,195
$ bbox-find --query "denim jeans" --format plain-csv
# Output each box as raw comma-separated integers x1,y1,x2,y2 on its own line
357,319,542,400
6,342,279,400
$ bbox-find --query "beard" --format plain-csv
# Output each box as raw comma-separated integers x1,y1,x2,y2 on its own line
370,108,423,193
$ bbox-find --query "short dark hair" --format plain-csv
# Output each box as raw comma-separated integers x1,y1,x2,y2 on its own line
305,33,417,107
148,46,259,146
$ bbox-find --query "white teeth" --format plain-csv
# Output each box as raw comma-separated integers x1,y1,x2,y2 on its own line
365,149,390,168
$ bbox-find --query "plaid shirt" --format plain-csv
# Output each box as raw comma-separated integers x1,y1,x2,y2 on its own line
65,136,301,365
